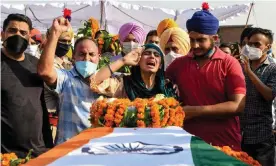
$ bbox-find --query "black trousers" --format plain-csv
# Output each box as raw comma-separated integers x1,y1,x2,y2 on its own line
242,136,275,166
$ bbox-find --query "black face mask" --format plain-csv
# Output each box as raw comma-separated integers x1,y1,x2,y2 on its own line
4,35,28,55
55,42,70,57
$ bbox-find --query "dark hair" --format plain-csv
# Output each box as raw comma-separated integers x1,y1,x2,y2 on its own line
73,36,97,53
146,30,158,42
248,28,274,44
219,43,231,49
240,27,255,44
95,30,109,39
3,13,32,31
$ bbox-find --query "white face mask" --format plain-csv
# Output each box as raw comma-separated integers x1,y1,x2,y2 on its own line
241,45,263,60
25,45,39,57
164,51,182,70
122,41,139,54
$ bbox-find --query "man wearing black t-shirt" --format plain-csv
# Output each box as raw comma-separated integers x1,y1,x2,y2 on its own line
1,14,53,158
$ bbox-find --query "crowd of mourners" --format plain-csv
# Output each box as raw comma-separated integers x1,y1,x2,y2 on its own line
1,4,276,166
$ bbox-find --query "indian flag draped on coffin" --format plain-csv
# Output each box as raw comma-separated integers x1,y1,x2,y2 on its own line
26,127,247,166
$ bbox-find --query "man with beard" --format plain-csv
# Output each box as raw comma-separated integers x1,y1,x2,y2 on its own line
166,5,246,150
1,14,53,158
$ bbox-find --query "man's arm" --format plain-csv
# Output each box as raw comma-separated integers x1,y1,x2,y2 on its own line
91,49,142,85
247,70,274,101
242,56,275,101
184,56,246,120
184,94,245,120
37,18,69,86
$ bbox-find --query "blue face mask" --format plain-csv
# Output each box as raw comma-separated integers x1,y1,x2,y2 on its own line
75,61,98,78
267,48,272,54
193,47,215,59
202,47,215,57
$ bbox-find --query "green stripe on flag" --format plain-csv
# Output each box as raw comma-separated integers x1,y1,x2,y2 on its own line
191,136,248,166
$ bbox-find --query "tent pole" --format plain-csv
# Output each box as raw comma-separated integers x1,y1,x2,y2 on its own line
24,5,27,15
245,2,254,28
105,20,107,31
100,0,104,29
174,10,178,21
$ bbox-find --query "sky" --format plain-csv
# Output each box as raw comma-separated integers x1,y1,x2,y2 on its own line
120,0,276,37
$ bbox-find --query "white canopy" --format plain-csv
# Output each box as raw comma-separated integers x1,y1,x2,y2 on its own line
1,0,250,34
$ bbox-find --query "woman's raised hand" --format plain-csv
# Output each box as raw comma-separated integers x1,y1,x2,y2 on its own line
123,47,143,66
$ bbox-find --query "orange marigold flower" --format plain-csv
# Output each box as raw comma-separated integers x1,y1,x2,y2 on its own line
104,114,114,121
114,118,122,125
215,146,261,166
137,120,146,128
106,109,114,115
137,113,144,119
2,160,9,166
118,108,125,115
115,113,123,120
105,121,113,127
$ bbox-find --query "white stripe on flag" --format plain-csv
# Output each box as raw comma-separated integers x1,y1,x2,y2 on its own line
49,127,195,166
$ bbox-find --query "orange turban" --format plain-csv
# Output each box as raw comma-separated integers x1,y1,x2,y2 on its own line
157,18,178,37
160,27,190,56
30,28,42,43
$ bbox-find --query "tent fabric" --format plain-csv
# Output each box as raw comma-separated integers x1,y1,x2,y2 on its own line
105,0,175,34
1,0,250,34
1,1,101,33
176,4,251,31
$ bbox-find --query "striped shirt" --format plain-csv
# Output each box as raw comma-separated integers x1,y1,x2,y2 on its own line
54,67,99,145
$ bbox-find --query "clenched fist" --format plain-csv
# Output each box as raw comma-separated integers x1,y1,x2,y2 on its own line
50,17,72,37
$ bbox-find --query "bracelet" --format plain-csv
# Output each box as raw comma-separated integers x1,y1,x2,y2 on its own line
89,76,99,92
107,64,114,76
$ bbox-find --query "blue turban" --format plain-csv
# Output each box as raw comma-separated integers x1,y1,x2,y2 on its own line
186,9,219,35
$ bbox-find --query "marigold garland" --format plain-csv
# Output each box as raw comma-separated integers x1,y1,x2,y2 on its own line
133,98,146,128
88,17,99,39
0,153,17,166
1,150,33,166
214,146,261,166
90,95,185,128
150,103,161,128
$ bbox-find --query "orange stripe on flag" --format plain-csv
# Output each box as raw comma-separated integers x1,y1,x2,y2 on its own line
25,127,113,166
